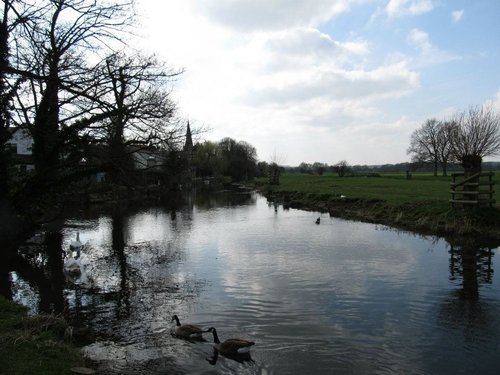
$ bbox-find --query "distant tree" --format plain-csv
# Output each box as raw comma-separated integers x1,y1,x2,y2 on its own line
257,161,269,178
408,118,460,177
407,119,441,176
219,137,257,181
436,120,457,176
450,105,500,176
192,141,223,178
312,162,327,175
298,162,311,174
334,160,350,177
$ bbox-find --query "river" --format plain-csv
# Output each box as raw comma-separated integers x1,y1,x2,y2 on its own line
3,189,500,374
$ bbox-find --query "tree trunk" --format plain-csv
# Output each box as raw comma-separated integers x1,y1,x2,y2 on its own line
0,4,11,198
462,154,482,178
33,63,60,173
441,160,448,177
462,155,482,206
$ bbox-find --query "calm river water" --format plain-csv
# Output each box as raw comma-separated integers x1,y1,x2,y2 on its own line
4,190,500,374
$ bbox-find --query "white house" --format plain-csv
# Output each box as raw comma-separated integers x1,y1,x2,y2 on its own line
6,127,35,173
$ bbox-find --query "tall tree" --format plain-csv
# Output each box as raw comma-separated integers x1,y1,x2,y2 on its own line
0,0,39,198
450,105,500,176
407,119,441,176
82,52,182,184
219,137,257,181
436,120,456,177
6,0,133,180
192,141,223,178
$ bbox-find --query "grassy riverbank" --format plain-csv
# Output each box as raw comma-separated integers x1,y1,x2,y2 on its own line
0,296,85,374
252,172,500,241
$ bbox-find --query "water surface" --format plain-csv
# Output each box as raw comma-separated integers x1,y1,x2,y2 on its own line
6,190,500,374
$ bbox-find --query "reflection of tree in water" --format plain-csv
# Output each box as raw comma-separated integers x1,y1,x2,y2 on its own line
7,231,67,314
3,200,212,371
438,237,499,345
194,189,255,210
111,211,131,319
447,237,495,300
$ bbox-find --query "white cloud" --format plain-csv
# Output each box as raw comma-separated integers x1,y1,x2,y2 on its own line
484,89,500,112
406,28,459,67
386,0,434,18
407,28,432,53
195,0,352,31
451,9,464,23
242,63,418,107
132,0,457,165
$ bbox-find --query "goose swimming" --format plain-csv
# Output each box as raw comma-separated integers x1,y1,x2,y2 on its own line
171,315,206,339
207,327,255,355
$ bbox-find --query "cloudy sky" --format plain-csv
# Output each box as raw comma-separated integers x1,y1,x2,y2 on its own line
132,0,500,166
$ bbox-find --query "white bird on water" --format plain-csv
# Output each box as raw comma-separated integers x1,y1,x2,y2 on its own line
70,232,83,251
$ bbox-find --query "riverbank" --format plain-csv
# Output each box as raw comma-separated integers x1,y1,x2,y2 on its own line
0,296,92,374
250,172,500,243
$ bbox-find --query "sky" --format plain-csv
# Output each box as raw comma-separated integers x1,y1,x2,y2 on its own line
132,0,500,166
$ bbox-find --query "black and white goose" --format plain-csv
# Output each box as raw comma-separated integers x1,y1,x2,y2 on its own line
171,315,206,339
207,327,255,355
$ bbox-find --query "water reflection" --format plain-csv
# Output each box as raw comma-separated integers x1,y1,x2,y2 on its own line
447,237,495,300
2,191,500,374
436,237,499,360
206,348,254,366
111,211,131,319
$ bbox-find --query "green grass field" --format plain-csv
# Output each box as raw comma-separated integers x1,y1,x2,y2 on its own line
253,171,500,237
262,171,498,207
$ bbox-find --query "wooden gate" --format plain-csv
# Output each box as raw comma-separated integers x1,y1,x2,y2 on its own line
450,172,495,207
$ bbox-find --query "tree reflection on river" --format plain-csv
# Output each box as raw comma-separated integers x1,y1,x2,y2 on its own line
2,189,500,374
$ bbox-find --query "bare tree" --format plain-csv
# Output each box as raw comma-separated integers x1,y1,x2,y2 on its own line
450,105,500,175
407,118,440,176
334,160,350,177
0,0,42,197
436,120,457,176
80,52,182,183
13,0,134,173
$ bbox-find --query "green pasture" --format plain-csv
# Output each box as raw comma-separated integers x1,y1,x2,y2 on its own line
261,171,499,207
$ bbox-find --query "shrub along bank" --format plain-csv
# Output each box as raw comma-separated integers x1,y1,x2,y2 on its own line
0,296,86,374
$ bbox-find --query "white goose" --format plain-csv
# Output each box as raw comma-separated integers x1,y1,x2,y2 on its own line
70,232,83,251
64,254,82,276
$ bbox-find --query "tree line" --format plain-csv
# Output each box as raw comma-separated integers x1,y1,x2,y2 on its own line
192,137,258,182
0,0,189,222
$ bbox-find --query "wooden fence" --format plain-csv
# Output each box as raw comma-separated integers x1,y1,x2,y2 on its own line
450,172,495,207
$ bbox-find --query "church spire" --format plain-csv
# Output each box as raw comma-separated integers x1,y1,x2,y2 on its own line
183,120,193,153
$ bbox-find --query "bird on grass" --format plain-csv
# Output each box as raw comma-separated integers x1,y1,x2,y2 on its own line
171,315,206,339
207,327,255,355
